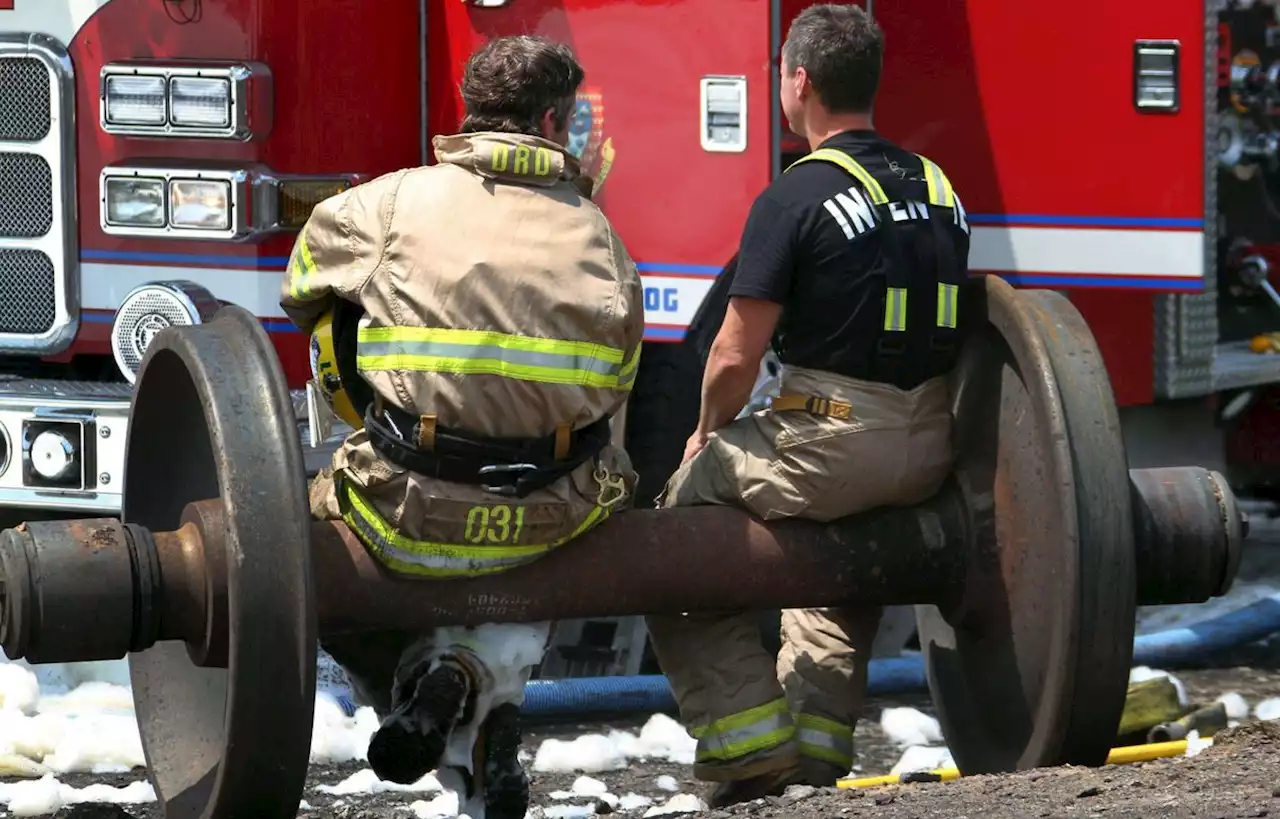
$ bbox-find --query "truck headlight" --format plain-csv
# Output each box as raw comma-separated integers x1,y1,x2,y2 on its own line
169,179,232,230
101,167,249,239
103,176,166,228
170,76,232,129
103,74,167,126
99,62,270,140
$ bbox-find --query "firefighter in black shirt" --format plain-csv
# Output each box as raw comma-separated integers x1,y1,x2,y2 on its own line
645,4,973,806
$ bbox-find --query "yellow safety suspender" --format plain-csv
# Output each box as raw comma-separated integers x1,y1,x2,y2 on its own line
786,149,960,335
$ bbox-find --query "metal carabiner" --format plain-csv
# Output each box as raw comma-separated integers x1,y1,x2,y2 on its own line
593,465,629,510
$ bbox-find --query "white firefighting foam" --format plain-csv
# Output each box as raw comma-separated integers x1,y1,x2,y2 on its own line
6,652,1275,817
879,668,1260,774
0,659,155,815
531,714,696,774
0,639,701,818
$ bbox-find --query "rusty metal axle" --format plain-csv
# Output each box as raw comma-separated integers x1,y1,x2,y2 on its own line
0,283,1255,819
0,464,1241,667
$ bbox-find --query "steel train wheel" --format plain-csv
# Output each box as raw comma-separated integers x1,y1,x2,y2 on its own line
916,277,1137,773
123,306,317,819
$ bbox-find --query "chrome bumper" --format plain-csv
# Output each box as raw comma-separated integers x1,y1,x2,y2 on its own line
0,382,341,514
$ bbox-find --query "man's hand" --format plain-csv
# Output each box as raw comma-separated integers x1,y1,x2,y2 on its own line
692,296,784,440
681,432,708,465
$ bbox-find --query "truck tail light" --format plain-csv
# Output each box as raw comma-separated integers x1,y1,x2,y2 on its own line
1134,40,1180,113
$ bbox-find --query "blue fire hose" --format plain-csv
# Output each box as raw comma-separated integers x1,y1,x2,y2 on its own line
319,592,1280,719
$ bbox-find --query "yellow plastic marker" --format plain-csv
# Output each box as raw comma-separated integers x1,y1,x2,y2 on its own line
837,739,1197,790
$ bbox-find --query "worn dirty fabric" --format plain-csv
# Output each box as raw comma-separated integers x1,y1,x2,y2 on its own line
286,131,643,812
645,364,953,783
283,131,643,573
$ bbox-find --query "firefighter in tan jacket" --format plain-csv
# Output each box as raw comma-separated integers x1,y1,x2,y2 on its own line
279,36,643,819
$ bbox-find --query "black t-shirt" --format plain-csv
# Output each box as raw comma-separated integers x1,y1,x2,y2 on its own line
728,130,972,387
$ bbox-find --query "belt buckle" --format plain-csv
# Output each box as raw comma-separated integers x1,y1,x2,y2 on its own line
804,396,852,420
478,462,538,496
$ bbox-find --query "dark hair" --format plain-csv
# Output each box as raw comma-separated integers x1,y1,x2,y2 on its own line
781,4,884,114
460,35,585,135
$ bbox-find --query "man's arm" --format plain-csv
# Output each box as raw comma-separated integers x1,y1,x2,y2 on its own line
609,226,646,397
278,171,403,336
683,193,798,462
690,296,783,442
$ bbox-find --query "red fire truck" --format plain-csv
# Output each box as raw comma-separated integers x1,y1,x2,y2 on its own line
0,0,1277,528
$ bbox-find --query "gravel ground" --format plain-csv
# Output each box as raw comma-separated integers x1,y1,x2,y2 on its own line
21,513,1280,819
31,664,1280,819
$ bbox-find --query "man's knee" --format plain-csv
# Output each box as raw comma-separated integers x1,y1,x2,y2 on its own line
322,631,418,716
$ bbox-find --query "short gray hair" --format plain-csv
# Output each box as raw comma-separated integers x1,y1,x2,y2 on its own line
781,4,884,114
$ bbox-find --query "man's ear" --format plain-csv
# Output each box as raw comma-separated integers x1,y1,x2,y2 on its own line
793,66,809,100
539,107,558,138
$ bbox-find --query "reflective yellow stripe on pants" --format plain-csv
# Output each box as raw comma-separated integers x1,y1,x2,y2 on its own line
691,699,797,764
357,326,637,390
339,478,612,578
795,713,855,771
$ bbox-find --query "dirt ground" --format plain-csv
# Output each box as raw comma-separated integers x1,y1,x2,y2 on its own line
31,662,1280,819
31,514,1280,819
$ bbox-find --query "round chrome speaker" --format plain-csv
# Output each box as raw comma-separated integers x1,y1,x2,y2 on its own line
110,281,222,384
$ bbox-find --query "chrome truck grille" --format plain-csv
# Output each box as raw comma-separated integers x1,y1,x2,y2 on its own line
0,35,78,355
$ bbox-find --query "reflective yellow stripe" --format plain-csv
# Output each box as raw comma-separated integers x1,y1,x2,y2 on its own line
691,698,796,763
936,282,959,329
795,713,855,770
788,149,960,337
618,343,642,389
340,479,611,578
356,326,633,390
287,231,318,301
916,155,956,209
884,287,907,332
787,149,889,205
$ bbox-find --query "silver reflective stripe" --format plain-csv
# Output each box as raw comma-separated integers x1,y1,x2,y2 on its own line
357,339,623,378
695,710,794,761
346,506,540,574
796,724,854,767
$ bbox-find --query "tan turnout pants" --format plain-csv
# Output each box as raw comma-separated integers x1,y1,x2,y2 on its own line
645,365,954,784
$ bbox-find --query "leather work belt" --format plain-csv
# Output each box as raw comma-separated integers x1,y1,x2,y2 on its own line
364,402,611,499
771,394,853,420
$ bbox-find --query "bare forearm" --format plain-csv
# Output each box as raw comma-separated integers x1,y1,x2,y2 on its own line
680,296,782,464
695,347,760,437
